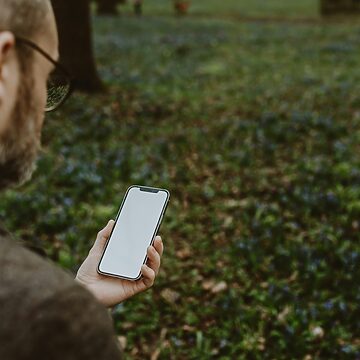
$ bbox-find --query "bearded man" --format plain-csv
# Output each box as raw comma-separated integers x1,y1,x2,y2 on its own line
0,1,164,358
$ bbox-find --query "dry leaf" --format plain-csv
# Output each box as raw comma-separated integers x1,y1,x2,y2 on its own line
161,288,180,304
311,326,325,339
182,324,196,332
160,328,168,341
150,328,168,360
176,247,191,259
117,336,127,351
151,348,161,360
202,279,216,290
288,271,298,282
258,336,266,351
121,322,134,330
277,306,291,323
211,281,228,294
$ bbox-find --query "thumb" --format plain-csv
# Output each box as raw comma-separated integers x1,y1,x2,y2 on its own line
91,220,115,253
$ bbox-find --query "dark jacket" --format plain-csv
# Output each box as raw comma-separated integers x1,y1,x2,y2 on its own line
0,224,122,360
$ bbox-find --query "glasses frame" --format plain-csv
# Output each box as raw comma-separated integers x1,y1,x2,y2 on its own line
15,36,73,112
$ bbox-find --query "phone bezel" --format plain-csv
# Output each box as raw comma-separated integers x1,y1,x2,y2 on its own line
97,185,170,281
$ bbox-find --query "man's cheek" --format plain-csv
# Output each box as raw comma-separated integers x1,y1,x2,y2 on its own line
34,79,47,129
34,65,48,111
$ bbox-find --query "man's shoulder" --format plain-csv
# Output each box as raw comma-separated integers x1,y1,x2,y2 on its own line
0,228,74,298
0,226,122,359
0,226,92,318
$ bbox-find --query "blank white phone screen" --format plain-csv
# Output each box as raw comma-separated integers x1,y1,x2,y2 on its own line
99,187,168,279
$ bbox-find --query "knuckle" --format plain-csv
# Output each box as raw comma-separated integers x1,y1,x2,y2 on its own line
151,272,156,283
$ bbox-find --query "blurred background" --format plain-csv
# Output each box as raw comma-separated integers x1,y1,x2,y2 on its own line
1,0,360,358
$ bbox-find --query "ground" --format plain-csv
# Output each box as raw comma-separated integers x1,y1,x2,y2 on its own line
1,0,359,358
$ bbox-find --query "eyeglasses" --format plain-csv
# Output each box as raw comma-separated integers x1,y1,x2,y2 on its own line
15,36,72,112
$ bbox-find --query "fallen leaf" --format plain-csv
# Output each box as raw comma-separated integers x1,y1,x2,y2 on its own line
202,279,216,290
211,281,228,294
258,336,266,351
176,247,192,259
182,324,196,332
117,336,127,350
161,288,180,304
160,328,168,341
121,322,134,330
150,348,161,360
311,326,325,339
277,306,291,323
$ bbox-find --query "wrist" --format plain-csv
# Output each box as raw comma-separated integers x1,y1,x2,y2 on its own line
74,275,95,299
75,276,114,308
74,274,86,287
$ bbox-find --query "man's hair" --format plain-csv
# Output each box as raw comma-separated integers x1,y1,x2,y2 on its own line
0,0,52,78
0,0,51,38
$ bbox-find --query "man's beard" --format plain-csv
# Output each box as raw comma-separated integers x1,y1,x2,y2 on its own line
0,71,41,191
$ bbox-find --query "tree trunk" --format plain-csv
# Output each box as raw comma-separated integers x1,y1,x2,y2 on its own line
97,0,119,15
321,0,360,16
51,0,103,92
134,0,143,16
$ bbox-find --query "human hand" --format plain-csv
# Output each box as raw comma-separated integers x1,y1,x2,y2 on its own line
75,220,164,308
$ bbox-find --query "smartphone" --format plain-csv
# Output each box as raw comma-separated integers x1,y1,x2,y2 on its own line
98,185,170,281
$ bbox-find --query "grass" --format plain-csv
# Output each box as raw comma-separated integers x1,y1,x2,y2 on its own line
1,0,360,358
123,0,319,19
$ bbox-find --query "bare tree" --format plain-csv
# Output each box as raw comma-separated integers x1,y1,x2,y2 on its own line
96,0,120,15
51,0,103,92
321,0,360,15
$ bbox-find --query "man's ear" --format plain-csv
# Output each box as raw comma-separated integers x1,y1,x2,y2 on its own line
0,31,16,103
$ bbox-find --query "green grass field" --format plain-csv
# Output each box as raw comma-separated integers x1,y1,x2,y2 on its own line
122,0,319,18
1,0,360,358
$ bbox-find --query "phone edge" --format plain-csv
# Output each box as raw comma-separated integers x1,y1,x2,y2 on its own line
97,185,170,281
